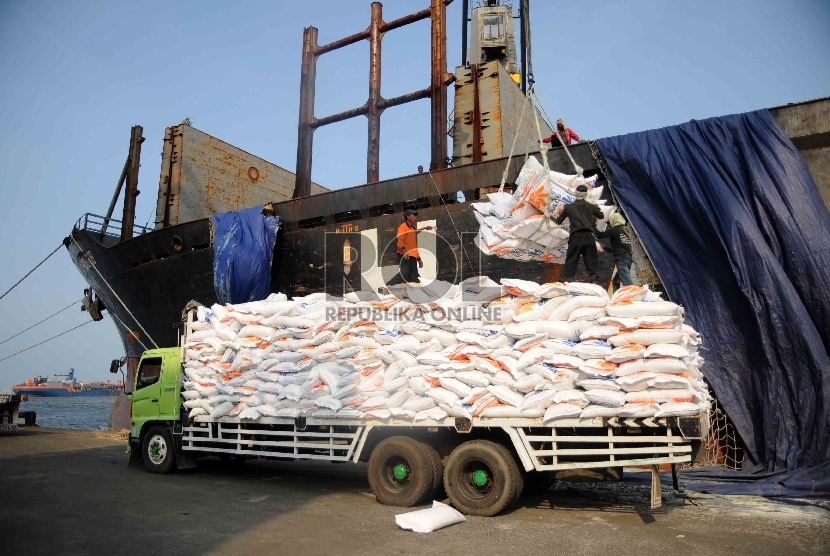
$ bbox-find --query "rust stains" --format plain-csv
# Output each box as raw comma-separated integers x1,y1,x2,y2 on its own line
247,166,260,183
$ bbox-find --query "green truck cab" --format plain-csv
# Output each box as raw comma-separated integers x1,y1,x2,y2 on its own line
127,347,184,473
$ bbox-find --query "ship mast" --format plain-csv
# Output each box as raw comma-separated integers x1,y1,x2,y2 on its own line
292,0,452,199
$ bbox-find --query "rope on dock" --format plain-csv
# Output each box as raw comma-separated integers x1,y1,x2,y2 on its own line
0,243,64,301
0,299,83,346
0,319,94,363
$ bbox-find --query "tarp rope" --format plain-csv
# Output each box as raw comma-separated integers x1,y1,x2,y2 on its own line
588,139,669,297
0,243,63,301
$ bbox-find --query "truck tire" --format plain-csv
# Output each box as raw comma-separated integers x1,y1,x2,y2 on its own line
142,426,177,474
510,465,525,506
368,436,434,507
444,440,522,516
521,470,555,496
418,441,445,501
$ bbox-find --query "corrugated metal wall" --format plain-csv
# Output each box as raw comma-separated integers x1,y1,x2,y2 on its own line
154,124,328,227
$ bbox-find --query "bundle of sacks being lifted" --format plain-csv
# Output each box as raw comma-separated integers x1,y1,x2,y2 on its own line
181,278,711,424
473,156,616,263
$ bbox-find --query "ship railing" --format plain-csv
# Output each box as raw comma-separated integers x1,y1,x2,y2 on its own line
75,213,154,238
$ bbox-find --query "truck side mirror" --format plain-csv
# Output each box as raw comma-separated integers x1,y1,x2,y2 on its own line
109,359,121,374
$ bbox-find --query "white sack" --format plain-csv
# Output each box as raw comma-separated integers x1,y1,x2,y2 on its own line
395,501,466,533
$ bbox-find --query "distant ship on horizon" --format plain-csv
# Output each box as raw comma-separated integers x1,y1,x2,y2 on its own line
12,369,122,397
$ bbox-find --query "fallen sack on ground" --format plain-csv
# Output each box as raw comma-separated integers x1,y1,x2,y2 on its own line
395,501,467,533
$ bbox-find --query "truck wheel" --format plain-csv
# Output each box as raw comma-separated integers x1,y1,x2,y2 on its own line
142,426,177,474
368,436,434,507
521,471,555,496
444,440,521,516
419,441,445,501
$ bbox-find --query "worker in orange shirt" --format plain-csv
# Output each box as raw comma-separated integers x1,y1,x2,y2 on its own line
396,209,433,284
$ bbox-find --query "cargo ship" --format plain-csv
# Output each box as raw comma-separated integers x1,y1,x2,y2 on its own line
64,2,573,362
63,0,830,388
12,369,122,398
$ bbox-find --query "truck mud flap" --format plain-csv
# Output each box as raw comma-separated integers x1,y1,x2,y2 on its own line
128,448,143,467
176,451,198,470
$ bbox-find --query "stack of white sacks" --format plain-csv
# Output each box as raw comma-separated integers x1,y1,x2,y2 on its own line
181,278,710,424
474,156,615,263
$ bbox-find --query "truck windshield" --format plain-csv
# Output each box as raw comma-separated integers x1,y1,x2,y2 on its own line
135,357,162,390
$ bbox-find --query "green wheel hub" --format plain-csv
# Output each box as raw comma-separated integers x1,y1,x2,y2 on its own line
392,463,410,482
472,469,490,487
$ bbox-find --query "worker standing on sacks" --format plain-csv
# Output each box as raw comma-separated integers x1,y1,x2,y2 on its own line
553,184,604,283
594,213,634,289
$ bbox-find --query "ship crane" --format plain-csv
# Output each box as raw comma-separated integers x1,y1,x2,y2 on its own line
52,369,78,385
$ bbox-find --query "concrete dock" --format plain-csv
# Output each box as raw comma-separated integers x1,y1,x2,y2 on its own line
1,428,828,555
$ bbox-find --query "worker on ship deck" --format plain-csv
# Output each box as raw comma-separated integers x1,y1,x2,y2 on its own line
594,213,634,290
395,209,433,284
553,184,604,283
543,119,582,146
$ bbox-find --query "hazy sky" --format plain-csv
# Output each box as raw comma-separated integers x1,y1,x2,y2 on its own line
1,0,828,389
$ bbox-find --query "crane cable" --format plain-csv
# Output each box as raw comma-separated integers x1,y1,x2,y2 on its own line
69,235,159,349
499,90,532,193
533,89,583,177
0,243,64,301
426,169,476,274
0,319,95,363
0,298,83,346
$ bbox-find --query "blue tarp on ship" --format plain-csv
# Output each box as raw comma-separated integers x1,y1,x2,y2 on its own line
210,205,280,304
595,109,830,496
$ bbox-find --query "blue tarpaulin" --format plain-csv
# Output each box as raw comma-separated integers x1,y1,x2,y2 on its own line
210,205,280,304
595,110,830,494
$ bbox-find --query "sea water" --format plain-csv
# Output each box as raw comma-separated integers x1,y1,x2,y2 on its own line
18,397,116,430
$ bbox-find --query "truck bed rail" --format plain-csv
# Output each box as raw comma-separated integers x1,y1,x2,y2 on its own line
183,414,706,472
183,421,364,462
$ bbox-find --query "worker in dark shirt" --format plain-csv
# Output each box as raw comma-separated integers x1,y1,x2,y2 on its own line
594,213,633,290
553,184,604,283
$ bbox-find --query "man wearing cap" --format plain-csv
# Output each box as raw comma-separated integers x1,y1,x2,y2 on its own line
396,209,433,284
553,184,604,283
594,213,633,289
543,119,582,146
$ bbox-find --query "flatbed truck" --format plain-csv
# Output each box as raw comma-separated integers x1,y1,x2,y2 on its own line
127,311,708,515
